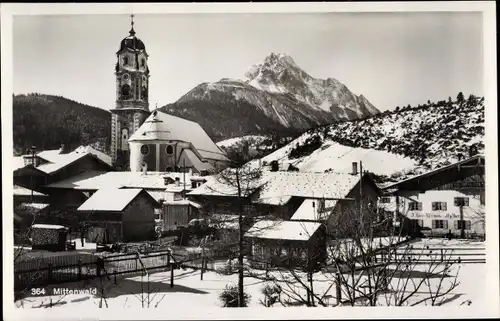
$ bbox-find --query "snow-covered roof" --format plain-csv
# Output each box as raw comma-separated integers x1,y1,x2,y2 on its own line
129,111,229,163
164,199,203,208
187,169,273,197
146,190,166,202
73,146,112,166
35,152,90,174
260,138,417,176
290,199,337,221
45,171,196,191
36,149,63,162
32,224,67,230
209,214,240,229
19,203,50,210
245,220,322,241
13,156,26,171
165,184,191,193
78,188,157,212
14,147,109,174
13,185,48,197
384,154,485,191
188,171,364,205
256,172,361,205
181,149,215,172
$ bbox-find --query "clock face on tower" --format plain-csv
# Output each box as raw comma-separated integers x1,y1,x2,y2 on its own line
122,73,130,81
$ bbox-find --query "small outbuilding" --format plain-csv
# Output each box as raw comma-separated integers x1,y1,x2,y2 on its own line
245,220,327,272
30,224,69,252
77,188,161,243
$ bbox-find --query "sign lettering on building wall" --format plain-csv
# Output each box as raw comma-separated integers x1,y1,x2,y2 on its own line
408,212,461,219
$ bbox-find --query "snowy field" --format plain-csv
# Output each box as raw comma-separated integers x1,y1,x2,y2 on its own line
15,239,486,309
260,137,417,177
216,135,268,149
14,262,484,309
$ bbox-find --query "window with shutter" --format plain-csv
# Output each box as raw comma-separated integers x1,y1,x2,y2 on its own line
454,197,469,206
432,220,448,229
432,202,447,211
480,193,485,205
409,202,422,211
380,197,391,204
456,220,472,230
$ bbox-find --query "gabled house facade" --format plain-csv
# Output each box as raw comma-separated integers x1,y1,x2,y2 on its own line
77,188,161,243
380,154,485,238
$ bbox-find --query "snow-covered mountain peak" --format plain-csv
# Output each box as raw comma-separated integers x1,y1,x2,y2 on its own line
243,53,380,116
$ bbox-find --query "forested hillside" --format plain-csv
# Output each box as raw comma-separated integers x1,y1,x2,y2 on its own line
13,94,110,156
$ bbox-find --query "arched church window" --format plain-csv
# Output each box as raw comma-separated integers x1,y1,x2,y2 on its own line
121,128,129,151
135,81,140,99
140,145,149,156
141,59,145,67
123,56,129,66
165,145,174,155
121,84,131,99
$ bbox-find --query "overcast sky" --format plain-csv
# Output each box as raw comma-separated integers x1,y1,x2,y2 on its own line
13,12,483,111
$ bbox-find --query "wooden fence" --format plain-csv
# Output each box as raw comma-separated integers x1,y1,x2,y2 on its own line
14,247,220,292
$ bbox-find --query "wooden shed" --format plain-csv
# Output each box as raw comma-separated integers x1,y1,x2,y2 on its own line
77,188,161,243
31,224,69,252
244,220,327,272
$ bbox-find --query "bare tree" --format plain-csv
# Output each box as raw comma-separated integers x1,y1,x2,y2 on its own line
257,199,462,307
189,144,285,307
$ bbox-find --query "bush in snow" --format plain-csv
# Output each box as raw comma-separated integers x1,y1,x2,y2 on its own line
260,283,282,307
219,284,251,307
215,260,234,275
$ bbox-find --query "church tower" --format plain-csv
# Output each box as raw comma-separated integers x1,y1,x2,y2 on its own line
111,14,151,170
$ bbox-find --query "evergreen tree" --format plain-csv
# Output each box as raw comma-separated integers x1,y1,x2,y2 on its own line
457,92,465,103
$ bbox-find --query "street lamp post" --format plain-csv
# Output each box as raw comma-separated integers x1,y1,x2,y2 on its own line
30,146,36,203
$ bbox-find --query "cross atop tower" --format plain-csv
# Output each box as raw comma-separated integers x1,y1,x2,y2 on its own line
129,14,136,36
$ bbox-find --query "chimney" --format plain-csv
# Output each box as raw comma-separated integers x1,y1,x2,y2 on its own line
352,162,358,175
469,146,478,158
457,153,463,161
59,143,70,154
175,177,180,187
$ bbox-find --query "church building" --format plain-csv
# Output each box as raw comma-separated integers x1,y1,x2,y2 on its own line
110,16,229,174
110,16,152,170
128,110,230,173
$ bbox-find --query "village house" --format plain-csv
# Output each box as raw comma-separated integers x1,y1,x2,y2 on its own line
42,170,206,239
379,154,485,238
188,163,381,268
12,19,231,245
77,188,161,243
13,145,113,195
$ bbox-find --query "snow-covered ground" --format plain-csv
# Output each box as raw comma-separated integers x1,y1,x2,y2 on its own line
216,135,268,149
15,240,486,309
14,262,484,309
260,137,417,176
